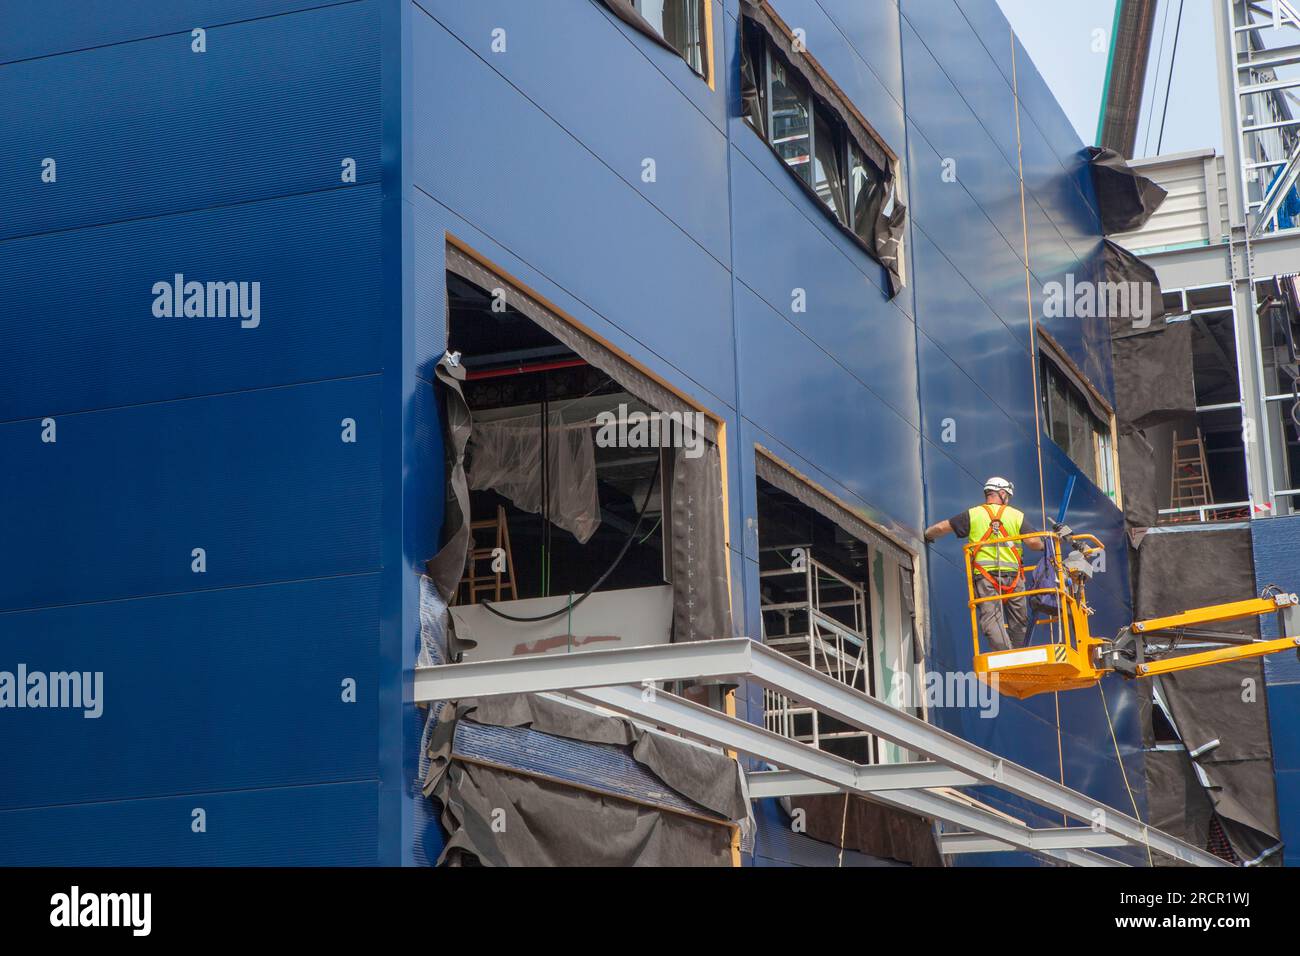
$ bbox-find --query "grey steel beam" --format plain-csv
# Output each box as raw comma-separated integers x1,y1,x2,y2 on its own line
941,834,1019,855
942,828,1128,855
1143,242,1232,289
417,640,1222,865
1235,43,1300,71
745,770,840,798
1144,229,1300,295
747,763,978,798
1242,226,1300,276
738,640,1227,867
414,637,751,702
572,684,1125,867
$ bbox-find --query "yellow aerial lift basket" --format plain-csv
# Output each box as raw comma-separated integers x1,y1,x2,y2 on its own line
964,528,1300,700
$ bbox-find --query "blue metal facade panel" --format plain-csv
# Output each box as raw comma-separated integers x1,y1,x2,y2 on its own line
411,8,737,407
906,127,1032,343
8,0,1144,864
900,0,1139,859
0,188,383,420
1252,514,1300,864
0,378,382,611
0,782,379,866
415,0,732,265
1,0,392,865
799,0,905,110
1275,771,1300,864
0,2,380,242
0,0,358,63
729,158,920,429
0,575,380,811
734,284,924,528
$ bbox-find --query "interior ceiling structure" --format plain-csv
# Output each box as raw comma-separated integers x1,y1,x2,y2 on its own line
447,271,572,366
756,478,871,583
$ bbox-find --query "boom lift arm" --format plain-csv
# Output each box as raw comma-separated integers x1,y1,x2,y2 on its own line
965,528,1300,699
1103,591,1300,679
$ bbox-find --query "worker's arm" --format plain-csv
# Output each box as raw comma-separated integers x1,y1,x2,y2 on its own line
1023,535,1044,551
923,520,952,543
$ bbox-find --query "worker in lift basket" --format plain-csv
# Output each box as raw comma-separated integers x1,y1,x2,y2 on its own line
922,477,1044,652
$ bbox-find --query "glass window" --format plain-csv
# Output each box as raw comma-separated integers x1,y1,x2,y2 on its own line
1067,391,1097,485
768,50,812,184
739,16,900,285
1040,357,1115,496
812,107,847,224
634,0,708,77
1044,365,1070,450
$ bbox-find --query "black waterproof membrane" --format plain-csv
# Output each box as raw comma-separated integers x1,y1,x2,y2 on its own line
424,694,747,866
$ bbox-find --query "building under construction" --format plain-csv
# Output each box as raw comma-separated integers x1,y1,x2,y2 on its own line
1092,0,1300,866
1,0,1295,867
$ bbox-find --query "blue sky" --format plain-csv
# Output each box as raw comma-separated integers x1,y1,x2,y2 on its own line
995,0,1223,156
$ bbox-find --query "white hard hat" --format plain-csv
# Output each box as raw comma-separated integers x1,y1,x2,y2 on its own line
983,476,1015,497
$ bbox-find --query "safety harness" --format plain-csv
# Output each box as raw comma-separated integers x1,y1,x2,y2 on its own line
972,503,1024,594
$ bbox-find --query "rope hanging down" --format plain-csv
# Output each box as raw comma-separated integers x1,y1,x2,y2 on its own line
1010,27,1064,816
1010,31,1149,849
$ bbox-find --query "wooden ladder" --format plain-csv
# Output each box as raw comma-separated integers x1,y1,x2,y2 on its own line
1168,429,1213,519
459,505,517,604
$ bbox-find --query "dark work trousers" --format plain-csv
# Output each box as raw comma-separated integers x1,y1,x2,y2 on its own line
974,571,1027,652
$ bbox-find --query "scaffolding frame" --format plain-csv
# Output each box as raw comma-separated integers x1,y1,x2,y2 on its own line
1215,0,1300,516
1134,3,1300,521
759,546,875,755
415,638,1230,867
1226,1,1300,233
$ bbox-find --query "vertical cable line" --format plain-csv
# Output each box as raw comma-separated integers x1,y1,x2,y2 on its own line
1155,0,1185,155
1143,0,1175,157
1011,31,1151,852
1009,29,1065,816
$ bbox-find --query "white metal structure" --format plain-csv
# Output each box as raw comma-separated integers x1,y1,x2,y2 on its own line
1224,0,1300,234
1110,1,1300,522
760,547,874,755
414,638,1230,867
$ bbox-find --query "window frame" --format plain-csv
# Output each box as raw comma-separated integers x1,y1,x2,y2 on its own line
740,6,904,292
753,446,927,738
760,48,876,236
765,44,813,183
625,0,714,86
445,237,735,651
1037,335,1122,504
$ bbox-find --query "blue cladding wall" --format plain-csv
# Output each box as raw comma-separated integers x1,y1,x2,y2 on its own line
0,0,389,864
411,0,1139,866
900,0,1138,856
4,0,1142,865
1253,515,1300,865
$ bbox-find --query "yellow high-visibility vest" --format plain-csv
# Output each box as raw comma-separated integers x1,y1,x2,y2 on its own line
968,504,1024,572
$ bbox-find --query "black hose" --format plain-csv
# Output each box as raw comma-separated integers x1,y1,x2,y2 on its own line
481,456,663,623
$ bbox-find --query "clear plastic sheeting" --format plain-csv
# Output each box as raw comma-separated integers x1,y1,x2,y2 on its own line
467,413,601,544
417,575,452,810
